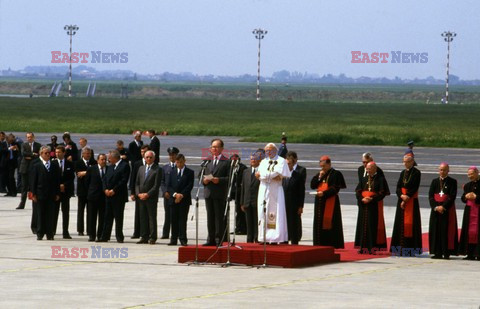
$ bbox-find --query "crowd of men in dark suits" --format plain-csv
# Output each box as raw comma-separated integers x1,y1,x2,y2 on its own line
1,132,479,260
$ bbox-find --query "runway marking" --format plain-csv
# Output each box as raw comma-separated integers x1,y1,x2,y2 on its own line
0,251,177,274
124,259,441,308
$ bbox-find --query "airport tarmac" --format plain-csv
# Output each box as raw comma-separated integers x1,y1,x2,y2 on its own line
1,134,479,308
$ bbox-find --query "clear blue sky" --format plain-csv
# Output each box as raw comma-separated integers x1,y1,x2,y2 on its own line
0,0,478,79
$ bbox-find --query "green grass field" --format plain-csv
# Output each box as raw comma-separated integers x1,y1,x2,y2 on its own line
1,96,480,148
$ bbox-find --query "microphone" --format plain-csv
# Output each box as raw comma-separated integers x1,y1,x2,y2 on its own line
269,160,277,172
267,160,273,172
200,160,211,167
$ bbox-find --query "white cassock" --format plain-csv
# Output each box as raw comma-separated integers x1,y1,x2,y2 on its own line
257,155,291,243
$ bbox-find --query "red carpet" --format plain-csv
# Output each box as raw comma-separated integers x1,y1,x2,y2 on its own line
178,243,340,268
337,232,431,262
178,233,434,267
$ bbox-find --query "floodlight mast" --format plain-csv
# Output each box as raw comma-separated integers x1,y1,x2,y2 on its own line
441,31,456,104
64,25,79,97
252,28,267,101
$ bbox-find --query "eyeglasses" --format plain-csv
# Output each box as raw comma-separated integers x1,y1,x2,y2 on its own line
145,156,153,158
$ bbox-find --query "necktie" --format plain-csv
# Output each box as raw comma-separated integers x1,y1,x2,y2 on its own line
214,157,218,167
145,165,150,178
9,145,13,159
101,168,105,179
177,169,182,181
45,161,50,171
30,143,33,152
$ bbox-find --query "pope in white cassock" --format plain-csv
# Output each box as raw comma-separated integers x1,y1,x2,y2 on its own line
256,143,291,243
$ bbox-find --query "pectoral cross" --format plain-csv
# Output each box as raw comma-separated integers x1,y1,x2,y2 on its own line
439,191,444,197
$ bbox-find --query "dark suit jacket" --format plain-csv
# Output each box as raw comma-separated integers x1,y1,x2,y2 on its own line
55,159,75,198
135,164,162,201
128,140,143,163
75,158,97,198
103,160,131,203
166,166,194,207
149,136,160,163
129,159,144,193
20,141,41,173
29,159,60,201
0,140,8,169
161,162,176,197
61,141,79,162
203,155,230,199
240,166,260,208
86,164,105,201
283,165,307,211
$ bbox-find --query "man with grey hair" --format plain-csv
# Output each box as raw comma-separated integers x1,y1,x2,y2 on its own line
357,152,385,183
390,154,422,256
29,146,60,240
135,150,162,244
75,146,97,236
98,149,130,243
255,143,290,243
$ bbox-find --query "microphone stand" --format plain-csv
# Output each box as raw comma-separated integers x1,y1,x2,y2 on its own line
256,160,273,269
221,161,243,267
187,161,208,266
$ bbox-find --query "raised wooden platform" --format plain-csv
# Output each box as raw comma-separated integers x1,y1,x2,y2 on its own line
178,243,340,268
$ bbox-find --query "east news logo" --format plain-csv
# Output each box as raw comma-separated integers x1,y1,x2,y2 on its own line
351,51,428,63
51,246,128,258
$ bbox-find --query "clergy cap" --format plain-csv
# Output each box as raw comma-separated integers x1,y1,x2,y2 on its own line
320,155,331,163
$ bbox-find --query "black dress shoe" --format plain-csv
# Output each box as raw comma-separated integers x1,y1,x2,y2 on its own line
149,239,156,245
180,241,188,246
443,255,450,260
117,239,124,243
37,236,43,240
431,255,442,259
96,239,108,243
78,232,85,236
160,235,169,239
63,234,72,239
130,235,140,239
136,238,148,244
88,238,95,242
47,237,54,240
463,255,475,260
167,242,178,246
16,205,25,210
202,242,216,246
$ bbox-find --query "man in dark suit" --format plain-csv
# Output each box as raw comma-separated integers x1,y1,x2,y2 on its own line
47,135,59,159
283,151,307,245
147,129,160,164
17,132,41,210
128,131,143,165
53,146,75,239
134,150,162,244
3,134,19,197
229,154,247,235
99,150,130,243
160,146,179,239
129,144,150,239
0,131,8,193
85,153,107,242
75,147,97,236
203,139,231,246
240,149,263,243
165,154,194,246
30,146,60,240
60,132,79,162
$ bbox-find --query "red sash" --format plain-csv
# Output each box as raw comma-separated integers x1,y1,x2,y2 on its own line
402,188,418,238
318,182,335,230
362,191,386,244
466,200,479,244
434,193,457,250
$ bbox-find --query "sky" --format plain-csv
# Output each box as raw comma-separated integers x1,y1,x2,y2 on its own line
0,0,478,79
